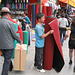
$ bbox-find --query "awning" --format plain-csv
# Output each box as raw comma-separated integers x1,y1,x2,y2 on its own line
59,0,68,3
68,0,75,7
59,0,75,7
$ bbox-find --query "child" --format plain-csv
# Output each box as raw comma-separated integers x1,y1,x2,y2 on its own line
34,13,54,72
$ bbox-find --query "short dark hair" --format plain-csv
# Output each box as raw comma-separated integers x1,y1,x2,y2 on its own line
61,13,65,18
1,12,10,16
36,13,45,20
24,12,28,16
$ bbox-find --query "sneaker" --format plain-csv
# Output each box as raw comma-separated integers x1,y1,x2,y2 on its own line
73,66,75,72
37,69,45,72
69,60,72,65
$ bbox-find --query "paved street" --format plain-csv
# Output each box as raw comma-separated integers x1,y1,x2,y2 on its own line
0,37,75,75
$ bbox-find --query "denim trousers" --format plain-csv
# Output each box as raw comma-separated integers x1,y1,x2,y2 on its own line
1,49,13,75
59,29,66,44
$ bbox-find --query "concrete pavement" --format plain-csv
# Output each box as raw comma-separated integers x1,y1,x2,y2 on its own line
0,37,75,75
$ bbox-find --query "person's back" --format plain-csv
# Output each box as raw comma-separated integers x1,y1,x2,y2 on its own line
0,17,16,49
0,7,22,75
58,17,68,28
58,13,68,45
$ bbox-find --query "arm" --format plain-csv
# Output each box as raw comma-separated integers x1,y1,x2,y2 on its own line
64,28,71,40
41,30,54,39
10,22,22,43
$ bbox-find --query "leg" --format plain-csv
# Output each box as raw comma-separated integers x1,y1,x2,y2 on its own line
62,30,66,44
73,49,75,72
74,49,75,66
34,47,38,67
69,49,73,60
69,49,73,64
1,49,13,75
59,30,62,43
34,47,43,70
9,60,13,71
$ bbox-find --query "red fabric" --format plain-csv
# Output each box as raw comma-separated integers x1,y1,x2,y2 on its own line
17,30,23,42
29,0,38,3
43,18,64,72
46,6,52,16
9,18,23,41
42,6,47,23
42,0,48,5
43,17,56,70
26,3,28,9
35,4,39,25
28,5,32,21
42,6,47,17
49,19,63,57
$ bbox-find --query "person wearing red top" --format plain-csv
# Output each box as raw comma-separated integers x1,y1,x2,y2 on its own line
9,18,23,42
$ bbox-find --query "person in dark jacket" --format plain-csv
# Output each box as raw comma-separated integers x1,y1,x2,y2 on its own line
0,7,22,75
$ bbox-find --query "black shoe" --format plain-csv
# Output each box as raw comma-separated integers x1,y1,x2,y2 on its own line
69,60,72,65
9,61,13,71
73,66,75,72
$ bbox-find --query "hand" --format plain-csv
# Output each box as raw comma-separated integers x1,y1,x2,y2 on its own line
20,41,23,45
49,30,54,34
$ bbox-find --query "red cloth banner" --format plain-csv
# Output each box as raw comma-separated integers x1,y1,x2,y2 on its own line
35,4,40,25
29,0,38,3
28,5,32,21
46,6,52,16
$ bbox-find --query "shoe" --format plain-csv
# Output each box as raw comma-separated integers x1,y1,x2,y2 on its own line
37,69,45,72
9,61,13,71
69,60,72,65
73,66,75,72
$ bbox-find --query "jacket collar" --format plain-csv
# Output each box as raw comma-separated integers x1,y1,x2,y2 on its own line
1,16,8,19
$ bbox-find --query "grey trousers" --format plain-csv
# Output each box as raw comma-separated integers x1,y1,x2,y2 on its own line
34,47,44,70
1,49,13,75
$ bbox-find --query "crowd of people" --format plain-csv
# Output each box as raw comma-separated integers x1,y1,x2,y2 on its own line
57,8,75,72
0,6,75,75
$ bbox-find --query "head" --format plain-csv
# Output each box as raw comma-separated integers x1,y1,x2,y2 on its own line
1,7,11,19
36,13,45,23
23,12,28,17
61,13,65,18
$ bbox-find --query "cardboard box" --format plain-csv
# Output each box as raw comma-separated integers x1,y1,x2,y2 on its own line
14,44,27,71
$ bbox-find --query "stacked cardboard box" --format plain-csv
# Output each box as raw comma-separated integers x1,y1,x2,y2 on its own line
14,44,27,71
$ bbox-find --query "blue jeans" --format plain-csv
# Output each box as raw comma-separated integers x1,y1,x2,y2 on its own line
1,49,13,75
59,29,66,44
